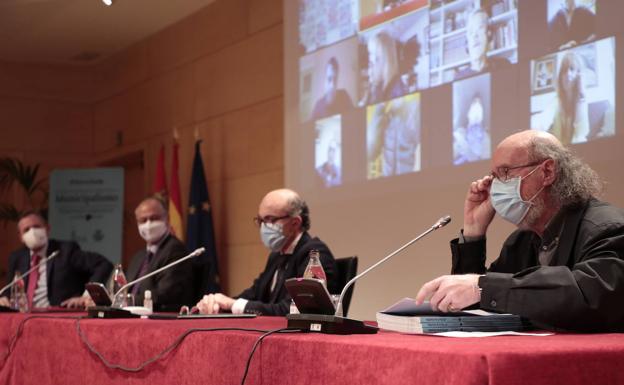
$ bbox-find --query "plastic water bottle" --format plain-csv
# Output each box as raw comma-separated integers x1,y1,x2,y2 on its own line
109,264,128,308
303,249,327,287
143,290,153,312
10,272,29,313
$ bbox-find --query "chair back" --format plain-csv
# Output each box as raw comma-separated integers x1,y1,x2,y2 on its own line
335,256,358,316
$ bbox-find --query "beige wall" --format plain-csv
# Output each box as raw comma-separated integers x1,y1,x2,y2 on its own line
0,0,284,294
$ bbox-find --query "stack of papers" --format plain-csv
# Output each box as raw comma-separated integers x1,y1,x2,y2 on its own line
376,298,533,334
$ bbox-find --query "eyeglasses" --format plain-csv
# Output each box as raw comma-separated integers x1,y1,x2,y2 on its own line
253,214,291,227
490,161,544,182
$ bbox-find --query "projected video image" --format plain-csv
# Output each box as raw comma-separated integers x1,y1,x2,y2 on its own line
429,1,517,85
453,73,491,165
298,0,359,54
530,37,615,146
300,38,358,122
359,0,429,31
366,93,421,179
547,0,596,50
315,115,343,188
358,7,430,107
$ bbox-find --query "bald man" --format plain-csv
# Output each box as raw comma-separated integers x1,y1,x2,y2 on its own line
416,130,624,332
196,189,337,316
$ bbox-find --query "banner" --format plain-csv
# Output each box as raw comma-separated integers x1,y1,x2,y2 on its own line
48,168,124,263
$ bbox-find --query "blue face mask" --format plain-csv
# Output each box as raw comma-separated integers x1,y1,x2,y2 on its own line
260,222,288,252
490,166,544,225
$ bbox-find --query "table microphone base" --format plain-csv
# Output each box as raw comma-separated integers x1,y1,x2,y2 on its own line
87,306,140,319
287,313,378,334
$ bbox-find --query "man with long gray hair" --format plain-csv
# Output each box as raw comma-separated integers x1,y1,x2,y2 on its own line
415,130,624,332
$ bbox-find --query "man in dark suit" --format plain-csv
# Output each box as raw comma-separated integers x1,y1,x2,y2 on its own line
196,188,337,316
127,196,195,311
0,211,112,309
415,130,624,332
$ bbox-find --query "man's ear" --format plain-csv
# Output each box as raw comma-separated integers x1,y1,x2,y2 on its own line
542,159,557,186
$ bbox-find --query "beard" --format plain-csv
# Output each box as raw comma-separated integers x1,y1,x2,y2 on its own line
518,193,546,230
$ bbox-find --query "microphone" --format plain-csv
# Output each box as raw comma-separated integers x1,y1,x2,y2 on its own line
333,215,451,317
287,216,451,334
0,250,60,296
113,247,205,299
87,247,205,319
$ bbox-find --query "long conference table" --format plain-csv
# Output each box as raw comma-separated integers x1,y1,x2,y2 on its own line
1,311,624,385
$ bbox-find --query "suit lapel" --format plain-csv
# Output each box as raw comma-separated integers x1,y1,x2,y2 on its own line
552,202,588,267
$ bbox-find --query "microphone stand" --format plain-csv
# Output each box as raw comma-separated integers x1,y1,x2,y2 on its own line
87,247,205,318
287,216,451,334
0,250,60,296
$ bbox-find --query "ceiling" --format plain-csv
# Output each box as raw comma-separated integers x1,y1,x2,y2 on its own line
0,0,217,65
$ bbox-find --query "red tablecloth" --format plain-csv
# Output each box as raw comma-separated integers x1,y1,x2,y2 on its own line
1,312,623,385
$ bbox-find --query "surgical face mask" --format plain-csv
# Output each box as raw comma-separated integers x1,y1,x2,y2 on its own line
490,166,544,225
138,220,168,244
260,222,288,252
22,227,48,250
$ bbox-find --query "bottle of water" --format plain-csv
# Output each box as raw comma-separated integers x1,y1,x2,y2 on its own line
303,249,327,287
10,272,29,313
143,290,153,312
109,264,128,308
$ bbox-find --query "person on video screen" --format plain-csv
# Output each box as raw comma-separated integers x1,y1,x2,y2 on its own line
367,97,420,178
310,57,354,121
549,51,590,145
359,32,407,106
455,8,510,80
316,141,341,188
453,93,491,165
549,0,596,50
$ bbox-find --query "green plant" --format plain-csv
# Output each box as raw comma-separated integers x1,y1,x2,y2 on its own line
0,157,48,223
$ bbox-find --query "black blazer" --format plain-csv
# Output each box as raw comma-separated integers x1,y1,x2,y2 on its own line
237,232,337,316
127,234,195,311
451,199,624,332
7,239,113,306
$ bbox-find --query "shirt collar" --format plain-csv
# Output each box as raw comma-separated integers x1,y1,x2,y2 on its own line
29,243,49,259
146,232,169,254
540,209,566,251
282,232,303,255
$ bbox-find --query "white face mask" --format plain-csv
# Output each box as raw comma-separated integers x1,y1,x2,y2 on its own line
138,220,168,244
22,227,48,250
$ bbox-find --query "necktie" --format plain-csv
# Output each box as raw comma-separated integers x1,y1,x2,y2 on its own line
132,252,153,295
26,254,40,309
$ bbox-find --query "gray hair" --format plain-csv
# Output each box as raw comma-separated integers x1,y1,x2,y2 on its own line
528,137,602,207
286,195,310,231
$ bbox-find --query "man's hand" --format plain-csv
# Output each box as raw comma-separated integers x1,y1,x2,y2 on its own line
464,175,496,237
415,274,481,313
196,293,235,314
0,296,9,307
61,295,94,309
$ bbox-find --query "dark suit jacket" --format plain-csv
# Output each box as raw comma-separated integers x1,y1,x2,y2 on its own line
238,232,337,316
451,199,624,332
127,234,195,311
7,239,113,306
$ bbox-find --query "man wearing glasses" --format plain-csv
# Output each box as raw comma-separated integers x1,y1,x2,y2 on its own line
196,188,337,315
416,130,624,332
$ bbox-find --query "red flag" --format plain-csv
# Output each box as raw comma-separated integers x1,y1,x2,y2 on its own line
169,142,184,240
154,144,168,201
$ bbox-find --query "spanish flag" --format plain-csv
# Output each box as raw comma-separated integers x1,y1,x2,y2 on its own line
168,142,184,240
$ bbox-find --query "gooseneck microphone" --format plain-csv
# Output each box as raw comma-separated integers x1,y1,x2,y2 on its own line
0,250,60,296
113,247,206,299
334,216,451,317
286,216,451,334
87,247,205,318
